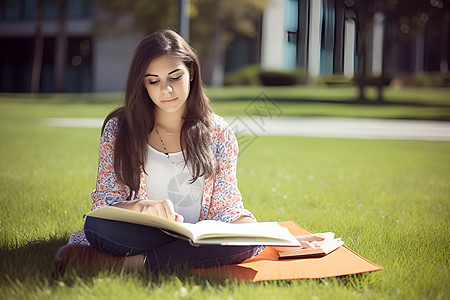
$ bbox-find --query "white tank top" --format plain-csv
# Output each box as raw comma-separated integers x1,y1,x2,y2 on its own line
144,145,204,223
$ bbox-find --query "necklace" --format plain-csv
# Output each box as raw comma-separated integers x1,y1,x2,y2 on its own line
155,128,175,165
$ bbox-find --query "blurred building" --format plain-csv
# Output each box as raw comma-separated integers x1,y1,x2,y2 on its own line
0,0,140,93
260,0,359,78
0,0,448,92
258,0,448,81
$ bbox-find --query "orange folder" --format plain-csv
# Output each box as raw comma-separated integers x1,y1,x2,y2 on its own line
192,221,382,281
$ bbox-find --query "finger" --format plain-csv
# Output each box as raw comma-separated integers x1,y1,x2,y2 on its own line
162,199,177,221
151,201,169,219
296,234,316,242
174,213,184,223
300,241,316,249
314,234,325,241
296,234,325,242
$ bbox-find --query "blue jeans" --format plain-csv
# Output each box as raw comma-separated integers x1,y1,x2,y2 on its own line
84,216,262,271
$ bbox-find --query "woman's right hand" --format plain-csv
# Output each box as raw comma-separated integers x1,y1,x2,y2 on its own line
113,199,184,222
272,234,326,253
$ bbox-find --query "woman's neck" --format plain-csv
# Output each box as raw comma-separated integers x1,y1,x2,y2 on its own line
154,108,184,133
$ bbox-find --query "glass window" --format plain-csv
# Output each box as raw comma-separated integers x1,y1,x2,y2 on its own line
284,0,298,32
42,0,57,19
24,0,36,19
320,0,335,75
0,1,5,19
67,0,95,18
67,0,83,18
0,0,95,20
4,0,21,20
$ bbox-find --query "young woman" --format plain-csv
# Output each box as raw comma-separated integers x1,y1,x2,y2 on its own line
54,30,262,273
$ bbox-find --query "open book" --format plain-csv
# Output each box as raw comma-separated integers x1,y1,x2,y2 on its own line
277,232,344,259
86,206,301,246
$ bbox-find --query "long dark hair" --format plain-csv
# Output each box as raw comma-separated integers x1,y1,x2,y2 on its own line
104,30,217,194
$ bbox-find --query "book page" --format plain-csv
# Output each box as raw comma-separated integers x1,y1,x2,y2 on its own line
87,206,301,246
182,220,301,246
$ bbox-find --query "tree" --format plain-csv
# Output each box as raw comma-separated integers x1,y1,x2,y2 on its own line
54,0,68,93
189,0,266,85
94,0,266,85
349,0,449,102
95,0,178,36
31,0,68,93
30,0,44,93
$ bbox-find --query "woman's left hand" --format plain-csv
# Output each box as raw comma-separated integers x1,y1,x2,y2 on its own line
231,216,257,223
272,234,326,252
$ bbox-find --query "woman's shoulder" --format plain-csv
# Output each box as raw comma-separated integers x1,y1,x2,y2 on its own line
104,115,119,127
211,114,233,138
209,114,239,157
210,114,240,152
102,108,124,133
101,115,120,141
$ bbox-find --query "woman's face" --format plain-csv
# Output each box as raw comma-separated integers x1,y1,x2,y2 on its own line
144,55,192,115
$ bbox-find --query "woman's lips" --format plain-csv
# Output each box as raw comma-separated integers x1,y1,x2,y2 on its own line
161,97,178,104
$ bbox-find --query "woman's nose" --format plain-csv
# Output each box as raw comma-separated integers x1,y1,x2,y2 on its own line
162,84,173,93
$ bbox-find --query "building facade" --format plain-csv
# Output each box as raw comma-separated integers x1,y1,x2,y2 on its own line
0,0,448,92
0,0,139,93
259,0,449,82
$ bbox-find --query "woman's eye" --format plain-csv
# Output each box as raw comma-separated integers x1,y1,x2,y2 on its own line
149,80,158,85
172,75,182,81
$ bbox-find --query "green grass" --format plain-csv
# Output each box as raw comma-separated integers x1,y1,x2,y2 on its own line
207,85,450,121
0,89,449,299
1,85,450,120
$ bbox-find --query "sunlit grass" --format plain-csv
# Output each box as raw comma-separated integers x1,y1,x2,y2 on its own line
1,85,449,120
0,91,449,299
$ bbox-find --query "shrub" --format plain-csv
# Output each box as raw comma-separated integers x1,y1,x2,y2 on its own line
259,69,306,86
411,72,450,87
354,76,392,86
317,74,353,86
224,65,307,87
223,64,262,86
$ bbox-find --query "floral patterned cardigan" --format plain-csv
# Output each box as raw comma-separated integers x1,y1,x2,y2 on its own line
68,115,255,245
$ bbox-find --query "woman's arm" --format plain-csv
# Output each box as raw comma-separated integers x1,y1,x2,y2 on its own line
207,117,257,223
90,117,131,210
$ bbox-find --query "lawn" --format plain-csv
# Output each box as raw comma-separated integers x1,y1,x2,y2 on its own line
207,85,450,121
1,85,449,120
0,87,449,299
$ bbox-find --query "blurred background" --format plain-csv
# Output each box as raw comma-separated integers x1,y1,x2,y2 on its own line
0,0,448,96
